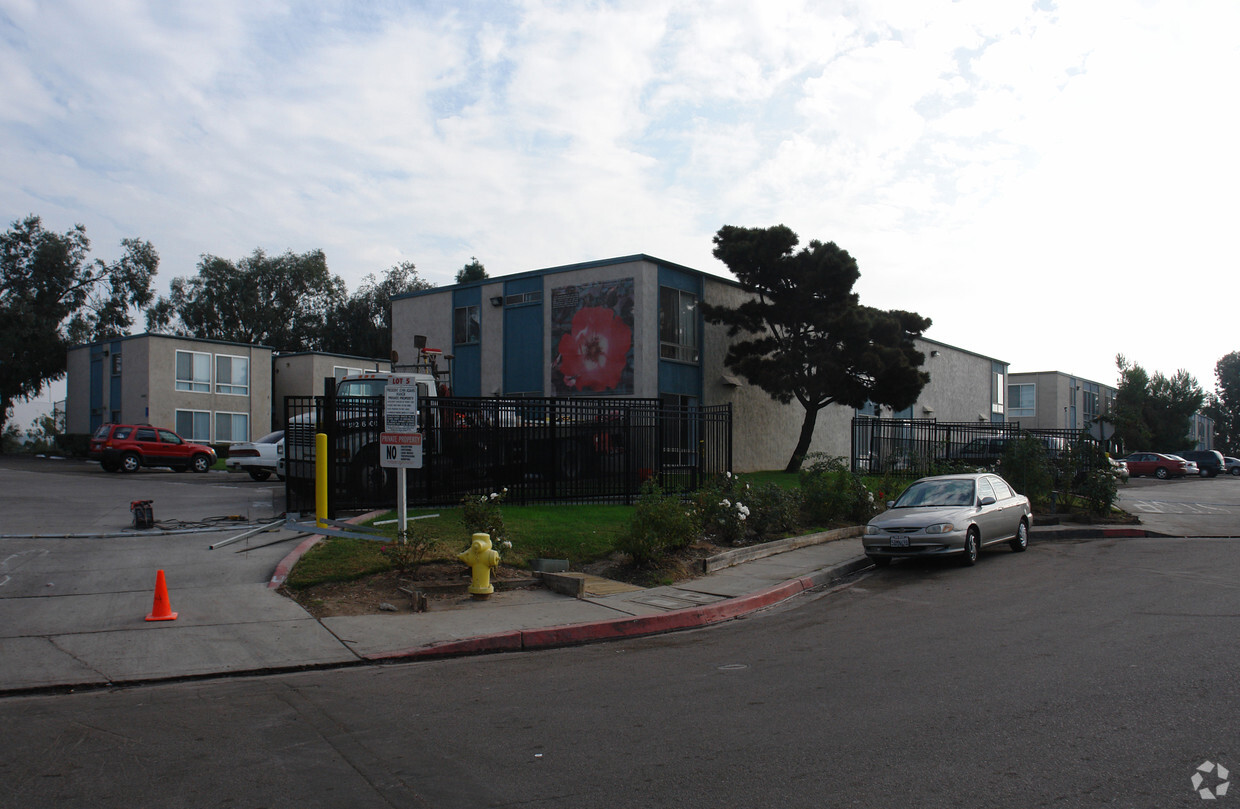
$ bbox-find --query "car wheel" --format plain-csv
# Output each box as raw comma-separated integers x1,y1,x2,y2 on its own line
1155,467,1169,480
1200,468,1210,478
1231,467,1240,477
120,452,142,473
961,527,979,567
1009,519,1029,552
349,445,393,499
190,454,212,473
867,555,891,568
100,459,119,473
248,469,272,482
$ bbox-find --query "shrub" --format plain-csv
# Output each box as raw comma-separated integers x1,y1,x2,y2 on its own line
460,489,508,543
746,482,803,541
617,480,697,567
799,455,879,525
690,472,752,545
1057,439,1118,516
1001,435,1055,509
380,523,438,572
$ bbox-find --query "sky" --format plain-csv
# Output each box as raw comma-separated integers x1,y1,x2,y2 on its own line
3,0,1239,430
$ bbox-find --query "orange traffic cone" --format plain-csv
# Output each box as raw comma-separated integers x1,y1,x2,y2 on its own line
145,569,178,622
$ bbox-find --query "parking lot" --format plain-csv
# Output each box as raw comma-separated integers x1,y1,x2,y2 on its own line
1116,474,1240,537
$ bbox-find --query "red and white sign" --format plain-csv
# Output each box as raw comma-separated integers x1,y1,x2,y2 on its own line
379,432,423,468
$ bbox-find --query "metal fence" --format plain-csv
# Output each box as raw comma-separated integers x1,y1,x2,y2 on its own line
851,417,1101,477
284,395,732,516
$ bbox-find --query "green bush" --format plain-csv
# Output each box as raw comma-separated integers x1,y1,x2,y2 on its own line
617,480,696,567
1057,439,1118,516
460,489,508,544
746,482,803,541
799,455,879,525
1001,435,1055,508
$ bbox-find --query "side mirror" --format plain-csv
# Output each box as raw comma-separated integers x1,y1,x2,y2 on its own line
978,496,997,507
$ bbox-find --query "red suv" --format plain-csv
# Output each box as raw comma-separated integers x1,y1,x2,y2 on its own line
89,424,217,473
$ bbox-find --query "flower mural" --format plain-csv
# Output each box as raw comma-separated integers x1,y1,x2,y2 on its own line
551,277,635,394
556,306,633,392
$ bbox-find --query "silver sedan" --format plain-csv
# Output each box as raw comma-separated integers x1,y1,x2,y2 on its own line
862,473,1032,567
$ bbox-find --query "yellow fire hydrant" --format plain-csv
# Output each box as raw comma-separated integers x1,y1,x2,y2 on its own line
458,532,500,597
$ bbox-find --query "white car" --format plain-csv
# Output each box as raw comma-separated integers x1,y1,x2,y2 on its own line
225,431,284,481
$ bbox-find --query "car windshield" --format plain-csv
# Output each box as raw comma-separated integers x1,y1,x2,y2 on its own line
337,380,387,397
893,479,976,508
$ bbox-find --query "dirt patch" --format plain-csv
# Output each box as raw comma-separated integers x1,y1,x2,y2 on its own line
284,541,727,618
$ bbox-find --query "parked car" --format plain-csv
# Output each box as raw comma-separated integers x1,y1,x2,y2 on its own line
945,434,1066,469
862,473,1032,568
1225,456,1240,476
1122,452,1193,479
224,430,284,481
89,423,217,473
1174,449,1225,478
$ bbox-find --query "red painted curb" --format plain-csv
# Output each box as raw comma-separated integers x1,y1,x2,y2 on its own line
269,534,323,588
371,631,524,660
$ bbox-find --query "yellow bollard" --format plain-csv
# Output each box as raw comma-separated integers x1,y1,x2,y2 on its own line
316,433,328,529
458,532,500,597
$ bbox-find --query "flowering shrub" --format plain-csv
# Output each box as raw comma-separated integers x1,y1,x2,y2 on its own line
460,489,509,551
618,479,696,567
691,472,752,545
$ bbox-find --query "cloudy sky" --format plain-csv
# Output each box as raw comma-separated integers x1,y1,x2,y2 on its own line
3,0,1238,428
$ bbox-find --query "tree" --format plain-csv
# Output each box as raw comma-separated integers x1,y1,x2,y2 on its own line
146,248,345,351
702,224,932,472
455,257,488,284
1,215,157,444
1204,352,1240,456
320,261,435,359
1108,355,1204,453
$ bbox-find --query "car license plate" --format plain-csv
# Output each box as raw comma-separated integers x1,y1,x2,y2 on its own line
889,536,909,548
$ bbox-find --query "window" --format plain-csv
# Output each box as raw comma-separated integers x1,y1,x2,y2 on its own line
175,351,211,392
175,410,211,442
135,427,157,442
454,305,480,345
991,371,1004,414
158,429,182,445
659,287,698,362
215,412,249,443
111,354,122,375
1008,383,1036,418
504,291,542,306
215,355,249,395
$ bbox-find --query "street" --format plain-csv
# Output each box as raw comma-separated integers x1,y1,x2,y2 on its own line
2,531,1236,808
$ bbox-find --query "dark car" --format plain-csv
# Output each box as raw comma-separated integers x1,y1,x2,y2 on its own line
1174,449,1225,478
89,423,217,473
946,434,1065,468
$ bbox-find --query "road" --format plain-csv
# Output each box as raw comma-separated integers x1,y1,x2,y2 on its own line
2,531,1236,808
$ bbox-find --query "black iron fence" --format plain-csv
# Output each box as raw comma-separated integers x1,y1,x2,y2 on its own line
851,417,1102,477
284,395,732,516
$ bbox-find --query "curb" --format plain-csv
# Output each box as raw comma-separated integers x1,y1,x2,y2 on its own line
364,556,875,663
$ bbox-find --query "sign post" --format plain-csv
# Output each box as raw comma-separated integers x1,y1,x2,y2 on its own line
382,377,423,541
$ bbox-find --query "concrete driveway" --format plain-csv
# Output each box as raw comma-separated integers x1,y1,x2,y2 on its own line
1116,474,1240,536
0,455,355,691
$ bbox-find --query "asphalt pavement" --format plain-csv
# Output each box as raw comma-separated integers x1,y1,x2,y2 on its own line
0,455,1205,695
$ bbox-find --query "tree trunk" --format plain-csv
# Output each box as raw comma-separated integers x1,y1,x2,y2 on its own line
784,404,820,473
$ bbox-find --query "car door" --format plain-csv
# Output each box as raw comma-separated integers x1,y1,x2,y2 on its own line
133,427,162,465
1128,453,1152,476
973,476,1003,544
157,429,192,467
986,475,1022,539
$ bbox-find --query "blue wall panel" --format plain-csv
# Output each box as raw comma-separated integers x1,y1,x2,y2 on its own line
503,277,543,394
452,288,482,397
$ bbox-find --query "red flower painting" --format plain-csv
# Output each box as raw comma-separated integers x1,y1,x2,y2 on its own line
555,306,633,392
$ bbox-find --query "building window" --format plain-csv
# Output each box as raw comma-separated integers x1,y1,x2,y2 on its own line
215,355,249,395
111,354,122,375
1008,383,1036,418
215,412,249,443
175,410,211,442
991,371,1004,414
454,305,480,345
175,351,211,392
659,287,698,362
504,290,542,306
